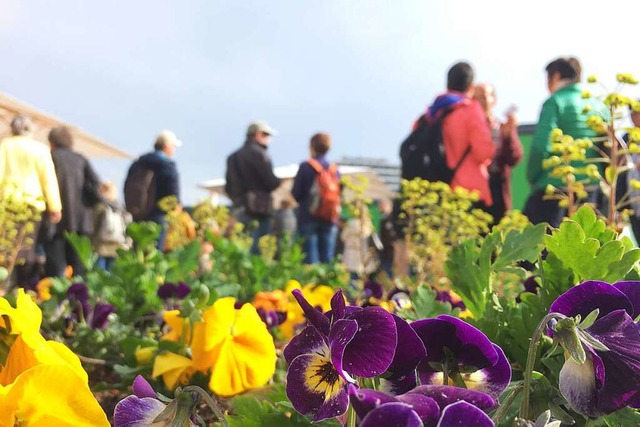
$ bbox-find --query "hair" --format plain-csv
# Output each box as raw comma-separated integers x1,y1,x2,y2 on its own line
545,56,582,82
310,132,331,155
153,140,164,151
48,126,74,148
99,181,118,202
10,115,33,136
447,62,474,92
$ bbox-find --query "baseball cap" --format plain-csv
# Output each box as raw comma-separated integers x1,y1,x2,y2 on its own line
156,130,182,148
246,120,278,136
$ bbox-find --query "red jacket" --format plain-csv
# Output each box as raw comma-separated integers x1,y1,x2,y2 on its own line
440,96,495,205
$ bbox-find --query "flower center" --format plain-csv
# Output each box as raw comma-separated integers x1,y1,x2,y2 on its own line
303,349,344,401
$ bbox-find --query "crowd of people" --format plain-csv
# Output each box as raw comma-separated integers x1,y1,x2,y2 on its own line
1,54,637,284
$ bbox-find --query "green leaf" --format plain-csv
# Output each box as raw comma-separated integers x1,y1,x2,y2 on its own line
577,309,599,330
446,240,488,317
603,407,640,427
64,232,96,270
126,221,162,252
408,285,456,320
492,224,547,271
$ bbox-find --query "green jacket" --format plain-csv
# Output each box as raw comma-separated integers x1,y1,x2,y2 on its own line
527,83,608,191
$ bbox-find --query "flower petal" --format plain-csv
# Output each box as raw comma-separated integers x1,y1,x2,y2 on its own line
292,289,331,335
380,371,419,396
409,385,497,412
283,325,327,364
360,402,424,427
132,375,156,399
113,395,166,427
612,281,640,319
329,319,358,383
348,386,399,420
330,288,347,321
91,302,115,329
286,353,348,421
559,352,598,417
550,280,633,320
437,401,494,427
388,314,427,377
342,307,397,378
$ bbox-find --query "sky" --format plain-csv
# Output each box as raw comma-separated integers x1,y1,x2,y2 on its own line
1,0,640,205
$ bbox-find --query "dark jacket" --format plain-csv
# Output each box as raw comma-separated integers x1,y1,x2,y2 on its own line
291,155,338,225
225,140,280,208
50,147,101,236
136,151,180,218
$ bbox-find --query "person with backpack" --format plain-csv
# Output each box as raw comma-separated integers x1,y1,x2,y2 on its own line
93,181,130,271
401,61,495,207
224,120,281,254
124,130,182,250
292,133,341,264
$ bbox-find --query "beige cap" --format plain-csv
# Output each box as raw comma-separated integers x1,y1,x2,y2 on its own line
246,120,278,136
156,129,182,148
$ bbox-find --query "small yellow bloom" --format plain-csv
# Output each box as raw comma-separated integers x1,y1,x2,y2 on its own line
587,75,598,83
581,90,591,99
252,289,288,312
135,346,156,365
545,185,556,196
35,278,53,302
152,351,194,390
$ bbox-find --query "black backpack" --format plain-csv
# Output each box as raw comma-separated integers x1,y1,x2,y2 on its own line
124,159,157,222
399,110,470,183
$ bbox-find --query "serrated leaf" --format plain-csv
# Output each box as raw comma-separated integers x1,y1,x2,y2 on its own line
604,248,640,283
492,223,547,271
446,240,488,317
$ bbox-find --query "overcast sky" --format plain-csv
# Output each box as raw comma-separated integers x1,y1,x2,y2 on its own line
2,1,640,204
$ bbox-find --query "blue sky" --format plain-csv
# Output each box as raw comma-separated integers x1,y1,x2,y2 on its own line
1,1,639,204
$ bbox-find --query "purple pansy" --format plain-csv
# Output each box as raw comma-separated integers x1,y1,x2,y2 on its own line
381,314,427,395
157,282,191,300
549,280,640,417
406,315,511,398
66,282,115,329
256,307,287,329
363,279,384,300
435,290,466,311
349,385,496,427
284,288,398,422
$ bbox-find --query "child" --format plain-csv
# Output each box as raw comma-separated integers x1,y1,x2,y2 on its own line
92,182,129,271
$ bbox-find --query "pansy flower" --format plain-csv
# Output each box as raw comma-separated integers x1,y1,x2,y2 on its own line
66,282,116,329
348,384,496,427
284,288,397,421
549,280,640,417
157,282,191,301
406,315,511,398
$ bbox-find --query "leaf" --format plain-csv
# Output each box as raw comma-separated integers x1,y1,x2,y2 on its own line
409,285,456,320
603,407,640,427
446,240,488,317
64,232,96,270
577,309,599,330
492,224,547,271
604,248,640,283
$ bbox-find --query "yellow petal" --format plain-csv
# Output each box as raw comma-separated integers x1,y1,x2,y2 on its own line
0,289,42,336
0,364,109,427
152,352,193,390
162,310,188,342
202,297,236,351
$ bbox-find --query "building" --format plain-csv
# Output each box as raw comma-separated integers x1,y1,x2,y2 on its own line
338,156,401,194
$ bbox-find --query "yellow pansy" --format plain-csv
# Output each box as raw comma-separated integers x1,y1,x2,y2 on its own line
161,310,190,343
0,364,109,427
279,280,334,339
35,278,53,302
152,352,194,390
193,297,276,397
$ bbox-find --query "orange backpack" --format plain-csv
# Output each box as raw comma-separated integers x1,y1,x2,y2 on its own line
307,159,341,222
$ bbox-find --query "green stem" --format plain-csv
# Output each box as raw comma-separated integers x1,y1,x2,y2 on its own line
491,381,523,424
519,313,564,420
182,386,229,427
347,404,357,427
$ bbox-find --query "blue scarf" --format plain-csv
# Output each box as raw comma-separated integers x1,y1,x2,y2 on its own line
426,93,465,122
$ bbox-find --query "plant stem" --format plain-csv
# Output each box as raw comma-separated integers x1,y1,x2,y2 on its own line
182,386,229,427
519,312,564,420
347,404,357,427
491,381,523,424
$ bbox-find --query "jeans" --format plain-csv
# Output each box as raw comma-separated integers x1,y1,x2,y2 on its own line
298,220,338,264
96,256,115,272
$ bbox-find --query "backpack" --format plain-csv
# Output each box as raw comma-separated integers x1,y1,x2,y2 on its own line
124,159,156,221
307,159,341,222
95,204,127,245
399,110,470,183
224,151,244,206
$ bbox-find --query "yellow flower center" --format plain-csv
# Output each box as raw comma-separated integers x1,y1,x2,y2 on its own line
304,348,344,401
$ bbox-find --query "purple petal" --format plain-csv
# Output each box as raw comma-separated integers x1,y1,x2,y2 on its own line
409,385,497,412
360,402,424,427
292,289,331,335
90,302,115,329
559,352,599,417
412,316,499,379
67,282,89,302
397,393,441,425
588,310,640,415
175,282,191,299
380,371,419,396
388,315,427,377
329,319,358,382
437,401,494,427
113,395,166,427
283,325,327,364
342,307,397,378
330,289,346,321
471,344,512,398
132,375,156,399
364,280,384,299
348,386,399,420
157,283,176,300
550,280,633,320
286,352,348,422
612,281,640,319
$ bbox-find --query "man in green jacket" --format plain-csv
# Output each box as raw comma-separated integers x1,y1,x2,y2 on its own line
524,56,607,228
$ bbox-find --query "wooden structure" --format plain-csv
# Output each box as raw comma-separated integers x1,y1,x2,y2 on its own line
0,92,131,159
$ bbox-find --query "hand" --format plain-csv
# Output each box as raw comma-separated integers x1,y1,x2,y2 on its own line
501,109,518,138
48,211,62,224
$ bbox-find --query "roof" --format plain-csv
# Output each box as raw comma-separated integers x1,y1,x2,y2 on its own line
0,92,132,159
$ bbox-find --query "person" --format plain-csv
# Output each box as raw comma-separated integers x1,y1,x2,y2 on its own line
45,126,101,278
291,133,340,264
376,199,397,278
473,83,524,224
0,115,62,285
421,62,495,209
523,56,608,228
125,130,182,249
92,181,129,271
341,205,378,285
272,197,297,239
225,120,281,253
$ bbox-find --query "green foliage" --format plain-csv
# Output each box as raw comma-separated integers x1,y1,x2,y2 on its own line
398,285,457,321
65,232,97,271
603,407,640,427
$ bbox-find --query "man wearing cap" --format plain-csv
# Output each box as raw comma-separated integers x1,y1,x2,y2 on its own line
225,120,281,252
125,130,181,249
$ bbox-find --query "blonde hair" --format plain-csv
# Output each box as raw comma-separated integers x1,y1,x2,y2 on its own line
99,181,118,202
